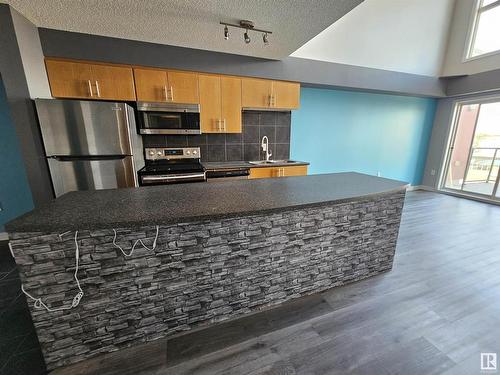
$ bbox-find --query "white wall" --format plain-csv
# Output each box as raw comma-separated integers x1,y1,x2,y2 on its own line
441,0,500,77
10,7,51,99
291,0,454,77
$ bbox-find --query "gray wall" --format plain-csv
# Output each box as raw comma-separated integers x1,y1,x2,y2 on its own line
445,68,500,97
38,28,446,98
0,4,53,206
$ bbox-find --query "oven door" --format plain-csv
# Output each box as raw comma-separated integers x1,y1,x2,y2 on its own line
140,172,206,185
140,111,200,135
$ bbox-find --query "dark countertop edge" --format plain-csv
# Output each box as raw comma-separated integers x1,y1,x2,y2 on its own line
202,161,310,171
5,185,408,235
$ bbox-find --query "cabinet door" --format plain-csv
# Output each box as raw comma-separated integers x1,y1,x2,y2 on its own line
91,65,136,101
221,76,242,133
249,165,308,179
242,78,272,108
273,81,300,109
134,68,168,102
281,165,308,177
167,71,199,104
249,167,278,179
199,75,222,133
45,59,94,99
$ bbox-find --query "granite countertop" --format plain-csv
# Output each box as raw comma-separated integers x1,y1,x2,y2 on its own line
5,172,408,233
202,160,309,171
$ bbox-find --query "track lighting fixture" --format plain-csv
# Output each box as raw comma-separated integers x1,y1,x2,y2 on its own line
263,32,269,45
220,20,272,46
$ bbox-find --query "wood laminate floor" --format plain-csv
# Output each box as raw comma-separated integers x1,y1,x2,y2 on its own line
162,191,500,375
2,191,500,374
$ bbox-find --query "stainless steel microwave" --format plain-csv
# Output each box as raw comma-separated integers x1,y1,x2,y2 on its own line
137,102,201,135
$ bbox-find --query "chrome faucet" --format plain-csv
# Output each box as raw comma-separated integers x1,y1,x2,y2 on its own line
261,136,272,161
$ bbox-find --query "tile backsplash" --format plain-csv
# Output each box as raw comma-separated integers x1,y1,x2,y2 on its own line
142,111,291,162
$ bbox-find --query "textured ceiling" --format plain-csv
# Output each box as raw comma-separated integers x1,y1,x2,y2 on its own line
3,0,363,59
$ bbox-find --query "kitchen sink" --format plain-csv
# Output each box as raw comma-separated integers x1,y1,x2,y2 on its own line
248,160,298,165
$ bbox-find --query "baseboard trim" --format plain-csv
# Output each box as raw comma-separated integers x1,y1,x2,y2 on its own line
408,186,500,206
407,185,436,192
0,232,9,241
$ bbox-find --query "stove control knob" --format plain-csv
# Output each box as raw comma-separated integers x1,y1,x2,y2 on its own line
193,150,198,155
186,150,191,155
149,150,155,156
157,151,162,156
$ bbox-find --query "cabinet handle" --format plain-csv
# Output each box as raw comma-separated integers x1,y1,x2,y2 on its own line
169,86,174,101
95,81,101,97
223,119,226,131
87,80,93,97
163,86,168,101
268,94,272,107
281,167,285,177
272,94,276,107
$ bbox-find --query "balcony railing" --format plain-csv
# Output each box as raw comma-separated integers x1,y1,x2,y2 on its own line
464,147,500,184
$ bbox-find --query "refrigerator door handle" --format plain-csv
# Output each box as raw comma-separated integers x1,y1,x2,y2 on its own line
50,155,128,162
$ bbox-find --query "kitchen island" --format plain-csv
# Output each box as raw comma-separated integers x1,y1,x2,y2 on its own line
6,172,408,370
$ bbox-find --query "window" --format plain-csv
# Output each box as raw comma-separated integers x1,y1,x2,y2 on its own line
466,0,500,59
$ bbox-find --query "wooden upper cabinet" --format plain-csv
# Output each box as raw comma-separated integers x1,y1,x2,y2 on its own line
242,78,272,108
46,59,94,99
134,68,199,104
134,68,168,102
221,76,242,133
199,74,222,133
45,59,135,100
273,81,300,109
91,65,135,101
167,71,199,104
199,75,241,133
242,78,300,109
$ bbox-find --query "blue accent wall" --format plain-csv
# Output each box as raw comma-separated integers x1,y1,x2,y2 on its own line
0,78,33,231
291,88,437,185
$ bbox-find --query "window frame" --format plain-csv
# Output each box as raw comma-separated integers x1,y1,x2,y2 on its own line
463,0,500,61
439,94,500,202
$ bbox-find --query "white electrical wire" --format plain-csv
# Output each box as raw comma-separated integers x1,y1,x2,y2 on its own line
112,225,159,256
19,231,84,312
10,225,160,313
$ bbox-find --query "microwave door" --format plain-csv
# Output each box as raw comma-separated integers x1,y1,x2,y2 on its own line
140,112,201,135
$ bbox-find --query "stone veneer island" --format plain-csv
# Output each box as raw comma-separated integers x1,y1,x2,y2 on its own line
5,172,407,371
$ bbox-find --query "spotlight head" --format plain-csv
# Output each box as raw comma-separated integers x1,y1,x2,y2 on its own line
244,30,251,44
263,32,269,45
223,25,229,40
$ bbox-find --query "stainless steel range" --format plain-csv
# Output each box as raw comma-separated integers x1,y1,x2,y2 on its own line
138,147,206,185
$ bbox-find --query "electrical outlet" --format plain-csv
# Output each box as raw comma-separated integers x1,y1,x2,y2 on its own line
377,171,381,177
430,169,436,176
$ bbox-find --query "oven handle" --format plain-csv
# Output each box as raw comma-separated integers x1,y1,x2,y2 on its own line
141,173,206,182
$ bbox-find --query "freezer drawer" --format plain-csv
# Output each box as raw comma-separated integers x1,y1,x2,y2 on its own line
47,156,136,197
36,99,134,156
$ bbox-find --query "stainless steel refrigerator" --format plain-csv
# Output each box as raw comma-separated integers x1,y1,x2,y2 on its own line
35,99,144,197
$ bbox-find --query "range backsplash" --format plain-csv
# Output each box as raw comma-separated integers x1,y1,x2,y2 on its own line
142,111,291,162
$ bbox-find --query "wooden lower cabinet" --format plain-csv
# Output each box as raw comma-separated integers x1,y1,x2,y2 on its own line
249,165,308,179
